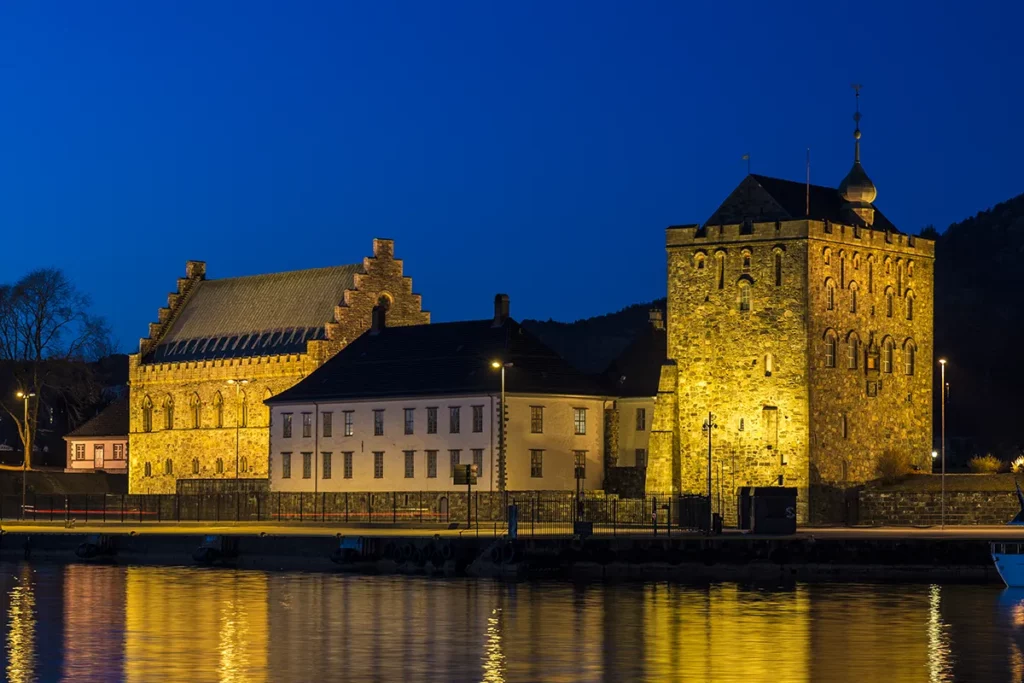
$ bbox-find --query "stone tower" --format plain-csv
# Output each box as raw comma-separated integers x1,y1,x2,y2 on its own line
646,102,934,523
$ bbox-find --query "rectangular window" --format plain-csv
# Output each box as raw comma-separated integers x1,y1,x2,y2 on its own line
427,407,438,434
373,409,384,436
113,443,125,460
343,452,353,479
404,408,415,435
302,413,312,438
75,443,85,460
574,450,586,480
322,412,333,438
573,408,587,435
404,450,415,478
302,452,312,479
635,448,647,468
282,413,293,438
373,452,384,479
472,405,484,433
282,452,292,479
449,407,460,434
530,450,543,478
449,449,461,478
426,450,438,478
635,408,646,431
322,452,332,479
472,448,484,477
530,406,544,434
343,411,354,437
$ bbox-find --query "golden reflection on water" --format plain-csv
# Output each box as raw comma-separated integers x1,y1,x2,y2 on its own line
482,607,506,683
5,565,35,683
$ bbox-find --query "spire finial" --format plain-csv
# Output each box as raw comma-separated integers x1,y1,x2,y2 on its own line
852,83,863,163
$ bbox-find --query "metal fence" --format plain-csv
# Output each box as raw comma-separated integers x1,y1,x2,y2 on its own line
1,491,711,535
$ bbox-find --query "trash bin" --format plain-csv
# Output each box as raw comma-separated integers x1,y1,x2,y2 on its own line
751,487,797,535
737,487,754,530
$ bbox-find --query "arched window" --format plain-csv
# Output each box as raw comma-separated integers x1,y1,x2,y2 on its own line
867,256,874,293
764,353,773,377
825,279,836,311
144,462,152,478
906,291,915,321
839,252,846,287
741,250,752,274
240,456,248,474
849,282,859,314
773,250,783,287
216,458,224,474
897,260,904,296
841,413,849,439
882,338,895,373
907,261,914,278
191,393,201,429
164,395,174,430
739,282,751,312
694,252,706,270
847,333,860,370
377,294,393,312
884,256,892,275
885,287,894,318
213,392,224,429
715,252,726,290
904,341,917,376
852,253,861,271
239,391,248,428
142,396,153,433
824,331,837,368
823,248,832,266
192,457,200,475
165,458,173,475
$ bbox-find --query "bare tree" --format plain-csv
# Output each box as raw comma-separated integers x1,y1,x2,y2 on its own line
0,269,112,470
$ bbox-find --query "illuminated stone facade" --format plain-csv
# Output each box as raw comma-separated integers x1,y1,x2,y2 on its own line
128,238,428,493
647,178,934,523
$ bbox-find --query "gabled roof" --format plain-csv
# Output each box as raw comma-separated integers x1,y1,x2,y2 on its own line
704,174,898,233
604,322,667,398
145,264,361,363
65,399,129,439
269,318,608,404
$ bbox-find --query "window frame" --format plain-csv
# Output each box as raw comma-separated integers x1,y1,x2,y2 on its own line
449,449,461,478
404,450,415,479
404,408,415,435
427,407,438,434
373,409,385,436
343,410,354,437
635,408,646,431
302,412,312,438
472,405,484,433
302,452,312,479
343,452,353,479
322,411,333,438
281,452,292,479
322,452,332,479
449,406,460,434
530,406,544,434
373,451,384,479
530,449,543,478
426,450,438,478
282,413,293,439
573,408,587,435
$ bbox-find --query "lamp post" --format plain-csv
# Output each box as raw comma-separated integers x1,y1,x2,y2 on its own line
227,379,250,479
490,361,512,492
701,412,717,535
939,359,947,529
15,391,35,519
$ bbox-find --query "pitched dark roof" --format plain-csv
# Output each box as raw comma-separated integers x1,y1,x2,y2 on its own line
65,399,129,439
145,264,361,363
604,323,667,398
705,174,898,233
269,318,608,404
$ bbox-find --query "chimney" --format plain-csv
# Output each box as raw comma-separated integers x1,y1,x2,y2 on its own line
370,304,386,335
492,294,510,327
649,308,664,330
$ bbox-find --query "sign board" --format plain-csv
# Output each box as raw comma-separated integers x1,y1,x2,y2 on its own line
453,464,478,486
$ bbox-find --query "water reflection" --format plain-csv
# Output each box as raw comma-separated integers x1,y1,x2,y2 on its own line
4,563,1024,681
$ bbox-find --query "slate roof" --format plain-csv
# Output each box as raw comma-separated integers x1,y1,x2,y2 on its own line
704,174,898,233
604,322,668,398
145,264,362,363
65,399,129,439
269,318,608,404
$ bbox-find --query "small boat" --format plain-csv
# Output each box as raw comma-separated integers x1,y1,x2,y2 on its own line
991,482,1024,587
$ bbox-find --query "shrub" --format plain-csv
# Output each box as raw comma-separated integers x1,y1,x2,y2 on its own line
1012,455,1024,474
968,454,1003,474
876,449,913,483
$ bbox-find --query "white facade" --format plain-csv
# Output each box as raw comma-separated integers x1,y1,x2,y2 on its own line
65,437,129,473
616,397,655,467
268,393,607,492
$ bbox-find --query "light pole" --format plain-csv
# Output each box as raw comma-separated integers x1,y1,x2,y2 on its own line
15,391,35,519
490,361,512,492
227,379,250,479
702,412,717,535
939,359,947,529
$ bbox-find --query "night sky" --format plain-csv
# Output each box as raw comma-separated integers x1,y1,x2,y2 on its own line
1,1,1021,351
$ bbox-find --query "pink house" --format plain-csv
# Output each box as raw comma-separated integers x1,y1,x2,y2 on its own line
64,399,128,473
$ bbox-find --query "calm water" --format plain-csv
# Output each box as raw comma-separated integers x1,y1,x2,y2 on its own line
0,563,1021,682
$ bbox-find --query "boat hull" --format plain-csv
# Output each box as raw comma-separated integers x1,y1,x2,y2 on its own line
993,548,1024,587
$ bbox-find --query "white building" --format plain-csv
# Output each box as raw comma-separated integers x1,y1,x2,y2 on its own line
63,399,129,473
266,295,609,493
605,310,666,468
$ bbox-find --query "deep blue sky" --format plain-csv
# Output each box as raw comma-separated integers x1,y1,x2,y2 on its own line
1,1,1021,351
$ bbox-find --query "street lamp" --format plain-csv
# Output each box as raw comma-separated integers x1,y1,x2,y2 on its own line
939,359,947,529
226,379,250,479
15,391,35,519
701,412,717,536
490,361,512,492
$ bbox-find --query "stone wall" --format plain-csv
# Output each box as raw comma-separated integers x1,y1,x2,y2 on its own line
604,466,646,498
128,238,429,494
860,489,1019,526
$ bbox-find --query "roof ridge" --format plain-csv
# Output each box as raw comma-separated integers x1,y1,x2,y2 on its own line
750,173,838,193
204,262,363,284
